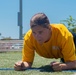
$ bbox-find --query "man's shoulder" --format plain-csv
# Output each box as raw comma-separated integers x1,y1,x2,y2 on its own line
51,24,67,30
24,29,32,39
51,23,65,27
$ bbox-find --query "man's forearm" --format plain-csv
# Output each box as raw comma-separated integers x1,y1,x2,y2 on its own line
61,61,76,70
23,62,32,68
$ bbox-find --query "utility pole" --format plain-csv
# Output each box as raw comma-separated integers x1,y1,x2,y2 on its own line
18,0,23,40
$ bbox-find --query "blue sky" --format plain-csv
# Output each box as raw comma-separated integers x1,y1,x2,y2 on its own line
0,0,76,39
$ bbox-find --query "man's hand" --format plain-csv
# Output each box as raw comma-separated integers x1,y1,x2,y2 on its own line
50,60,76,71
14,61,32,71
50,61,65,71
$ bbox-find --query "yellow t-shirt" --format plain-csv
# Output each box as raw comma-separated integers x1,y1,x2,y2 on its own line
22,24,76,62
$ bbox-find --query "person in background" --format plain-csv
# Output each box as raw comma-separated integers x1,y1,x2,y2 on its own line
14,13,76,71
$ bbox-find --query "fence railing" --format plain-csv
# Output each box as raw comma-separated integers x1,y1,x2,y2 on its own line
0,40,23,52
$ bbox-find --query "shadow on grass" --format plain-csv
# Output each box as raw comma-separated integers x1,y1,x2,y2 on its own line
28,65,54,72
38,65,54,72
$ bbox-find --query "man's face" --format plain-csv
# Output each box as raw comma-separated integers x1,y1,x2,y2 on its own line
31,25,51,44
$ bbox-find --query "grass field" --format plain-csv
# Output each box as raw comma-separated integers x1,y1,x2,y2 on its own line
0,51,75,75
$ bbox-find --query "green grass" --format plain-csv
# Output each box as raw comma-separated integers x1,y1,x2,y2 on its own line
0,51,75,75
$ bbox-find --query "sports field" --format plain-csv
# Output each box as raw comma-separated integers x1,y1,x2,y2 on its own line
0,51,75,75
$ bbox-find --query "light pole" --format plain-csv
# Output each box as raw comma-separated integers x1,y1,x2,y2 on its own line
0,33,1,40
18,0,23,40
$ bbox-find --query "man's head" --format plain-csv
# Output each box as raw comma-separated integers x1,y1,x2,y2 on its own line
30,13,50,28
30,13,52,44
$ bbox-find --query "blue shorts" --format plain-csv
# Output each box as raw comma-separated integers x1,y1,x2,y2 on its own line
71,32,76,47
